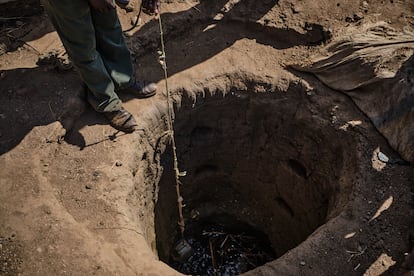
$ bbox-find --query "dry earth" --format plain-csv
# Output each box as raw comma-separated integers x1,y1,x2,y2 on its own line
0,0,413,275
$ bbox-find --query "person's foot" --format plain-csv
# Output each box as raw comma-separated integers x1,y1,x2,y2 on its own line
115,0,129,7
119,80,157,98
104,107,137,133
115,0,133,12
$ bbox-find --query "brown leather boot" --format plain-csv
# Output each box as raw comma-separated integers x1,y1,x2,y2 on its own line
104,107,137,133
118,80,157,98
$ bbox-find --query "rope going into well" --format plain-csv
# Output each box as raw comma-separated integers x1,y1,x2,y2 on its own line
122,1,187,238
158,15,187,238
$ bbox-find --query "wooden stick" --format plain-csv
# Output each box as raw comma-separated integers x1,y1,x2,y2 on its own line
209,239,217,276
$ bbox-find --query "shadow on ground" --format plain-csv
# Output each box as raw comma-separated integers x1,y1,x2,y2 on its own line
0,0,331,155
129,0,330,82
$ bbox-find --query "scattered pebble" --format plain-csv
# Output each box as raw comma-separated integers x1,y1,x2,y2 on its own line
362,1,369,8
130,16,141,26
291,4,303,14
92,171,101,178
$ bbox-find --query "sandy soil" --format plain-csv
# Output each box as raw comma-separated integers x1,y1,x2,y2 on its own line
0,0,413,275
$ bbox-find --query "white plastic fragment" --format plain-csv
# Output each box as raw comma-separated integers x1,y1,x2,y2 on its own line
377,151,390,163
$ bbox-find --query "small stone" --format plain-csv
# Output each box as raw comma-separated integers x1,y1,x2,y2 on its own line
130,16,141,26
361,1,369,12
291,4,303,14
85,184,92,189
354,12,364,21
190,209,200,219
123,5,134,12
300,261,306,266
345,16,354,23
115,160,123,167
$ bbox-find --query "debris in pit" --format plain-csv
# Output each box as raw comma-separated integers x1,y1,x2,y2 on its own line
170,219,275,275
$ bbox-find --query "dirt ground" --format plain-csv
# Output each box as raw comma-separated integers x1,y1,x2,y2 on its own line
0,0,413,275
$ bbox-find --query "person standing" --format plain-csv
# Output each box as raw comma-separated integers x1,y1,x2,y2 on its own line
41,0,161,132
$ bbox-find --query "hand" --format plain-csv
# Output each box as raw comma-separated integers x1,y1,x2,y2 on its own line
142,0,161,16
89,0,116,12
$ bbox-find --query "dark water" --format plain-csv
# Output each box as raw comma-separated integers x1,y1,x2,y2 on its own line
170,218,275,276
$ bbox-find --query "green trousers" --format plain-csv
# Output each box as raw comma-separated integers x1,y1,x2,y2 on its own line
41,0,133,112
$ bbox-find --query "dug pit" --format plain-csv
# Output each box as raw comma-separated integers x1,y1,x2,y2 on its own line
152,82,359,274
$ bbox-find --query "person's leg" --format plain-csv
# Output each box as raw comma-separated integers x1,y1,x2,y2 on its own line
40,0,122,112
90,6,157,97
90,7,133,91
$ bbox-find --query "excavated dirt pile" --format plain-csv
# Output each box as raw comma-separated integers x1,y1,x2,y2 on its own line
0,0,413,275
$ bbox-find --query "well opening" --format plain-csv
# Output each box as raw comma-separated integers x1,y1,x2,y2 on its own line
154,84,357,274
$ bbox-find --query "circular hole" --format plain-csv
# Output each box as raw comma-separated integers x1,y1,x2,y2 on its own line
154,84,357,274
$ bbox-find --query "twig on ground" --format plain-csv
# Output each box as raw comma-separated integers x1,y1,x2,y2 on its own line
93,226,144,237
185,0,201,12
21,41,40,55
48,101,56,119
220,234,229,248
202,230,226,236
346,246,367,262
0,16,28,21
209,239,217,276
4,23,28,36
240,253,257,268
